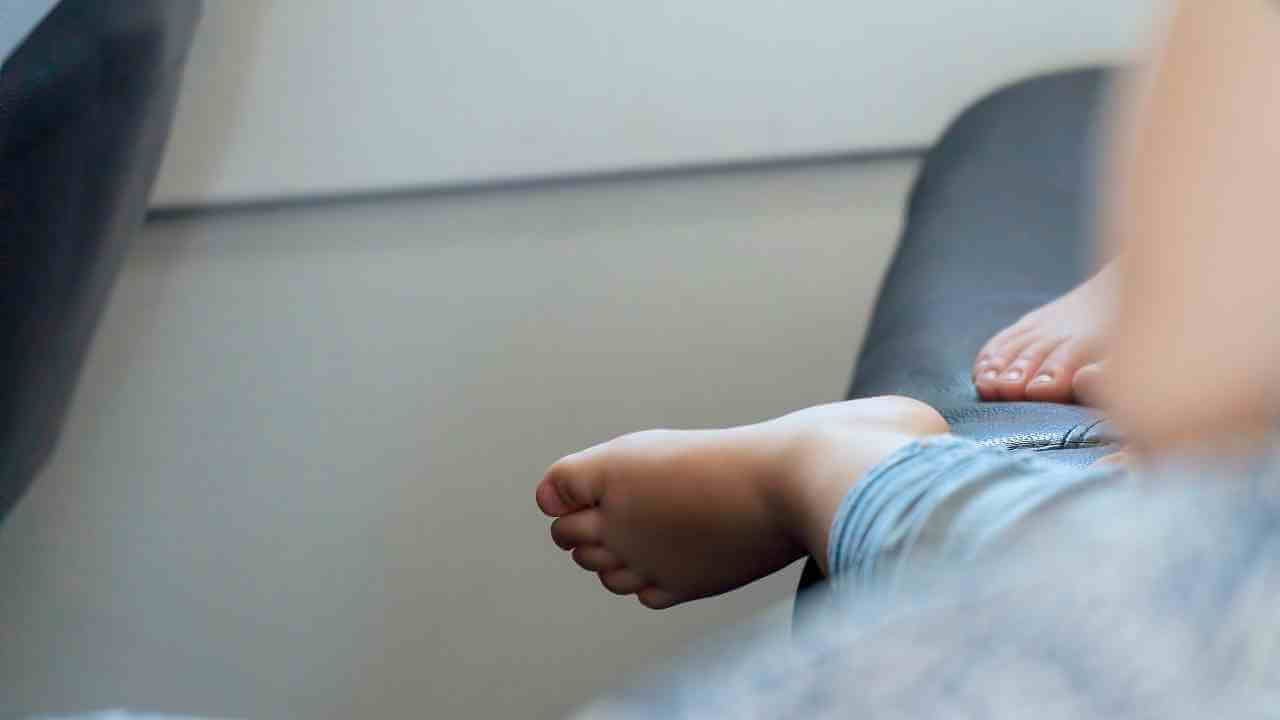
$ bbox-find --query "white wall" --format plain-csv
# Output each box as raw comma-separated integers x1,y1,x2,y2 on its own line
152,0,1156,207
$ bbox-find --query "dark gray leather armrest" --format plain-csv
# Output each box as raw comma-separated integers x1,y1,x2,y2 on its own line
796,68,1121,620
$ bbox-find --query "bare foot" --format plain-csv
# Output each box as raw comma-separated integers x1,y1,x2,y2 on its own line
535,397,947,609
973,262,1117,404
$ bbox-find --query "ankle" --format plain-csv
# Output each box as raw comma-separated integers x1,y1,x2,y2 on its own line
765,427,869,564
769,424,940,573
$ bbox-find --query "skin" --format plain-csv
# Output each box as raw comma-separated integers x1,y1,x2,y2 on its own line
1104,0,1280,451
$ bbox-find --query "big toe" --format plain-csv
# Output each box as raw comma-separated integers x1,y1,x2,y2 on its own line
535,481,573,517
537,455,602,517
1071,362,1107,407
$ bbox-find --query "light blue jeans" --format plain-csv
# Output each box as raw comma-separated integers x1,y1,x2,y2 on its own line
581,436,1280,719
827,434,1122,592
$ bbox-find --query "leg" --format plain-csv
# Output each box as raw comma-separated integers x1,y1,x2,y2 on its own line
1104,0,1280,450
536,396,947,608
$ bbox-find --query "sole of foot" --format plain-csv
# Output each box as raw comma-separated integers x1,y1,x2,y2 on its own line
536,396,947,608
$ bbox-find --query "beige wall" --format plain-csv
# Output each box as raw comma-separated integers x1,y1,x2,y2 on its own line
0,157,917,718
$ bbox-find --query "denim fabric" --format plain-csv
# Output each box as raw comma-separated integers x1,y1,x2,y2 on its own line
827,435,1122,592
581,442,1280,720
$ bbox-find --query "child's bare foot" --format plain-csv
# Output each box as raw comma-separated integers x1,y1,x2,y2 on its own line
536,397,947,609
973,261,1118,404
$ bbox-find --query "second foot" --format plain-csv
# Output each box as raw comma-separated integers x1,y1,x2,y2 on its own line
535,397,947,609
973,262,1118,404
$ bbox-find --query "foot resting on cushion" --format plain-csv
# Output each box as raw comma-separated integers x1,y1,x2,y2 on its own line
973,260,1117,404
536,396,948,609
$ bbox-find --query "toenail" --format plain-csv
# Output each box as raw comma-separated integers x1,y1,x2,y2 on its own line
1004,368,1023,381
981,369,999,381
1032,373,1053,384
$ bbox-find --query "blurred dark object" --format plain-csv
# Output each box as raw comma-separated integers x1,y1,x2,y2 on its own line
796,67,1116,626
0,1,201,523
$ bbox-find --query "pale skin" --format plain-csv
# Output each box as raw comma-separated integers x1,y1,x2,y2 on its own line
538,0,1280,609
1105,0,1280,450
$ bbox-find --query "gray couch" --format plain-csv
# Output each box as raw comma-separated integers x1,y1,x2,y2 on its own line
798,67,1120,619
